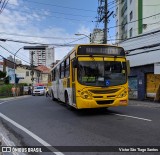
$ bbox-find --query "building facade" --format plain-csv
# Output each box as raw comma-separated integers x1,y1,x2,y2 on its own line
115,0,160,101
119,28,160,100
91,29,104,44
115,0,160,41
16,65,50,85
30,47,55,67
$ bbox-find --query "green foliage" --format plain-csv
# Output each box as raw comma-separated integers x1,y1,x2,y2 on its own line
4,76,9,84
0,83,28,98
0,71,6,78
0,84,12,97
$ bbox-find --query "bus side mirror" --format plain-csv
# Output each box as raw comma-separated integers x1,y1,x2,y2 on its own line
126,60,130,75
73,58,78,68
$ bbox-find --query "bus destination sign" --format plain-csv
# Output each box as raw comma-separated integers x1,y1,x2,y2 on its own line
77,45,125,56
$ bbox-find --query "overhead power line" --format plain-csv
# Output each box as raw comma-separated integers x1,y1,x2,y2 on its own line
127,42,160,52
0,44,31,64
108,12,160,30
21,0,96,12
3,6,95,22
0,32,81,40
127,48,160,56
0,36,88,47
109,20,160,42
0,0,9,14
7,3,93,18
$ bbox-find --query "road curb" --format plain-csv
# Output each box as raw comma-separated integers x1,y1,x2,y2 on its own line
0,95,30,101
0,124,17,155
129,100,160,108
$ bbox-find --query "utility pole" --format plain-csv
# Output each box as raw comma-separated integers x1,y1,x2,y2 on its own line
31,51,34,90
23,46,47,93
97,0,113,44
104,0,108,44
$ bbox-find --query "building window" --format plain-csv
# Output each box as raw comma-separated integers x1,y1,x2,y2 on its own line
130,11,133,21
129,28,133,37
64,57,70,78
26,71,29,76
60,62,65,78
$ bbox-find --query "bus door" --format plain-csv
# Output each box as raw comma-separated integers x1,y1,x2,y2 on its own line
71,59,76,104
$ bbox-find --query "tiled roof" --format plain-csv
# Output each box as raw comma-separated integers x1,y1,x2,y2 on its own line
34,65,50,74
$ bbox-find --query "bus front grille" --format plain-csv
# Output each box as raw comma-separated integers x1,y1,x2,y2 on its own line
90,89,119,94
96,100,114,105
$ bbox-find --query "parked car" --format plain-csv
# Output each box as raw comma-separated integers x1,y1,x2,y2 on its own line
32,86,45,96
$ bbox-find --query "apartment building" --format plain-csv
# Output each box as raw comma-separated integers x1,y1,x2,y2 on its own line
116,0,160,100
116,0,160,41
91,29,104,44
29,47,55,67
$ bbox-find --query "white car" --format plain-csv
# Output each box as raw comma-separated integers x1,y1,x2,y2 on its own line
32,86,45,96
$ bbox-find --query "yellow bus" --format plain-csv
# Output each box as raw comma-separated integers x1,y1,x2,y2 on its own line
51,44,129,109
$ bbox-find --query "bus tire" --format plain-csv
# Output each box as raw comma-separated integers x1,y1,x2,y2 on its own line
51,91,56,101
65,92,73,110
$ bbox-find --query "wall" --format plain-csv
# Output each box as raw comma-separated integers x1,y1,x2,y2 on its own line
120,29,160,67
129,64,154,100
143,0,160,33
40,74,49,85
16,67,32,84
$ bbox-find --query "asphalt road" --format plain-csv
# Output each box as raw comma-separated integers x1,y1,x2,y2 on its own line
0,96,160,155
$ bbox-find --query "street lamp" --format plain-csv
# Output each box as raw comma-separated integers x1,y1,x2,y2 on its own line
75,33,91,43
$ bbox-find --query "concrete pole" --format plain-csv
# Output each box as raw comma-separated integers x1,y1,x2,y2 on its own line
104,0,108,44
13,47,23,87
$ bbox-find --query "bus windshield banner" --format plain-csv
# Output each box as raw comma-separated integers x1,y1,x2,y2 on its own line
77,45,125,56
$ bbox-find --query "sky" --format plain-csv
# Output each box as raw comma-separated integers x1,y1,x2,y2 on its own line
0,0,116,65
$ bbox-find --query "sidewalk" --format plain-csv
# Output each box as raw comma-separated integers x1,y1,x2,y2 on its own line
0,95,30,101
129,99,160,108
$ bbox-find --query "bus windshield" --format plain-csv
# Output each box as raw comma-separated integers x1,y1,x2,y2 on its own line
77,61,127,87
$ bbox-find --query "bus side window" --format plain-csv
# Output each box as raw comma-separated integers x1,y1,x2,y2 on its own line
56,66,60,80
61,62,65,79
52,69,56,81
65,57,70,78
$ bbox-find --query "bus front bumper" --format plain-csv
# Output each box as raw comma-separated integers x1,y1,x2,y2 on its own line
76,97,128,109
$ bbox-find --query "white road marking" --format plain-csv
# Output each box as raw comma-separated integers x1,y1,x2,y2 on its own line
0,113,64,155
113,113,152,122
0,101,8,105
0,96,30,105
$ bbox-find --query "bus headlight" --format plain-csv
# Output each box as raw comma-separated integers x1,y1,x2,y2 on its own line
80,91,92,99
118,89,127,98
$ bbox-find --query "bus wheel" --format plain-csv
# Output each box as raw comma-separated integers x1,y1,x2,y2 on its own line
52,91,56,101
65,93,69,105
65,93,73,110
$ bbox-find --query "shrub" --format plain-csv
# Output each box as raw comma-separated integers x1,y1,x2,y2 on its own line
0,84,13,97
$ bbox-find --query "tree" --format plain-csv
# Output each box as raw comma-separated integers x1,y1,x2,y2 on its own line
0,71,6,78
4,76,9,84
